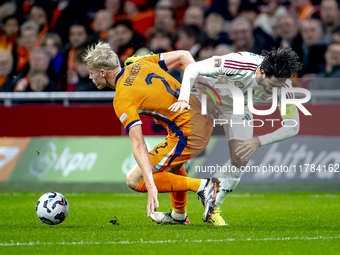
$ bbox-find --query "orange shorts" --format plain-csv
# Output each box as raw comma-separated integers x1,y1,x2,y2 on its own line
149,96,213,171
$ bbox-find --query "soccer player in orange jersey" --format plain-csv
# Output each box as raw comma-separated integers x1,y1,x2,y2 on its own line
83,41,219,224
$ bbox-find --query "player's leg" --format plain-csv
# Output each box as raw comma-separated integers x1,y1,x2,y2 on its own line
127,108,217,223
150,164,191,224
215,111,253,206
125,137,192,191
125,137,218,223
169,165,188,221
126,162,190,223
127,162,188,217
126,161,204,194
126,161,218,223
148,102,215,224
210,111,253,225
214,139,249,207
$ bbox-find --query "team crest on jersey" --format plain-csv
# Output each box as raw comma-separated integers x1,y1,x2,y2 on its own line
234,81,244,88
260,93,268,100
214,58,222,67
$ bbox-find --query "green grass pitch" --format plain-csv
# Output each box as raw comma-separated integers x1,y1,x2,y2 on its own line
0,191,339,255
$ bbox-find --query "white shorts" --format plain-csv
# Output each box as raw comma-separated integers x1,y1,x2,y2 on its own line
220,109,253,141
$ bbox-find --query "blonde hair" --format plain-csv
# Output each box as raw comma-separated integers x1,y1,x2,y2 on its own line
82,41,120,70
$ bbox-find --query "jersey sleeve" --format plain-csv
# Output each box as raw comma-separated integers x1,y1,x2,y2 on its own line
114,98,142,132
278,79,295,104
178,56,225,102
140,53,168,71
178,52,260,102
221,52,261,75
278,79,298,117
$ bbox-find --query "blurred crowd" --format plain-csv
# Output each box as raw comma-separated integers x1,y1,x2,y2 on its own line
1,0,340,93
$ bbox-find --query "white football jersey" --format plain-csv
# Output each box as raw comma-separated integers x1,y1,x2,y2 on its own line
186,52,294,111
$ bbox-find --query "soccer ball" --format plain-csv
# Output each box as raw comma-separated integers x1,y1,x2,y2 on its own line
36,192,69,225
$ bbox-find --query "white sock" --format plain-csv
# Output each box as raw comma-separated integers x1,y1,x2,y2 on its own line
171,210,186,220
214,160,243,209
196,179,208,194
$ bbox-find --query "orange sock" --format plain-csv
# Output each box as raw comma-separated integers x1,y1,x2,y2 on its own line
186,175,201,193
171,166,187,214
135,171,201,193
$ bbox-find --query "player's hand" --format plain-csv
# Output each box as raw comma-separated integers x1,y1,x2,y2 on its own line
235,138,261,160
168,101,190,113
146,185,159,217
208,105,223,120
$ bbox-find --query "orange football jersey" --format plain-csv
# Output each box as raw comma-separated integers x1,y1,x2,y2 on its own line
114,53,190,136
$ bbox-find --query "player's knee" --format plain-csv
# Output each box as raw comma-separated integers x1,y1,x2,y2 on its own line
231,156,248,169
126,172,138,190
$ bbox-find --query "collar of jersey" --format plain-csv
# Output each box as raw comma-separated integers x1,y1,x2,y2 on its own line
115,68,125,85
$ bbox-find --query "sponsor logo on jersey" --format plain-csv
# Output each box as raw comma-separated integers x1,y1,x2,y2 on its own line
120,113,128,123
234,81,244,88
214,58,222,68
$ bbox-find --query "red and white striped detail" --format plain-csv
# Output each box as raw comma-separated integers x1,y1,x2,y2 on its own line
224,60,257,71
233,52,243,56
283,83,294,99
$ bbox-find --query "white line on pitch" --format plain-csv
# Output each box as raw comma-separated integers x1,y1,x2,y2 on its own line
1,236,340,246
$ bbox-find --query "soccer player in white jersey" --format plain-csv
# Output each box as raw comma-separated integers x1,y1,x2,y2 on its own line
153,47,303,226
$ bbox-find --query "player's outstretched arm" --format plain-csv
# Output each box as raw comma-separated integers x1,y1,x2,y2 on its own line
163,50,195,71
169,56,225,112
236,109,300,160
129,125,159,217
258,110,300,146
163,51,195,113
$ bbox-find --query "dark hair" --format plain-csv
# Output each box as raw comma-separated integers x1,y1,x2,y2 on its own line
238,1,258,14
327,41,340,49
69,19,92,36
150,29,172,40
1,15,19,25
112,20,133,31
261,47,302,79
200,38,215,49
180,25,201,43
